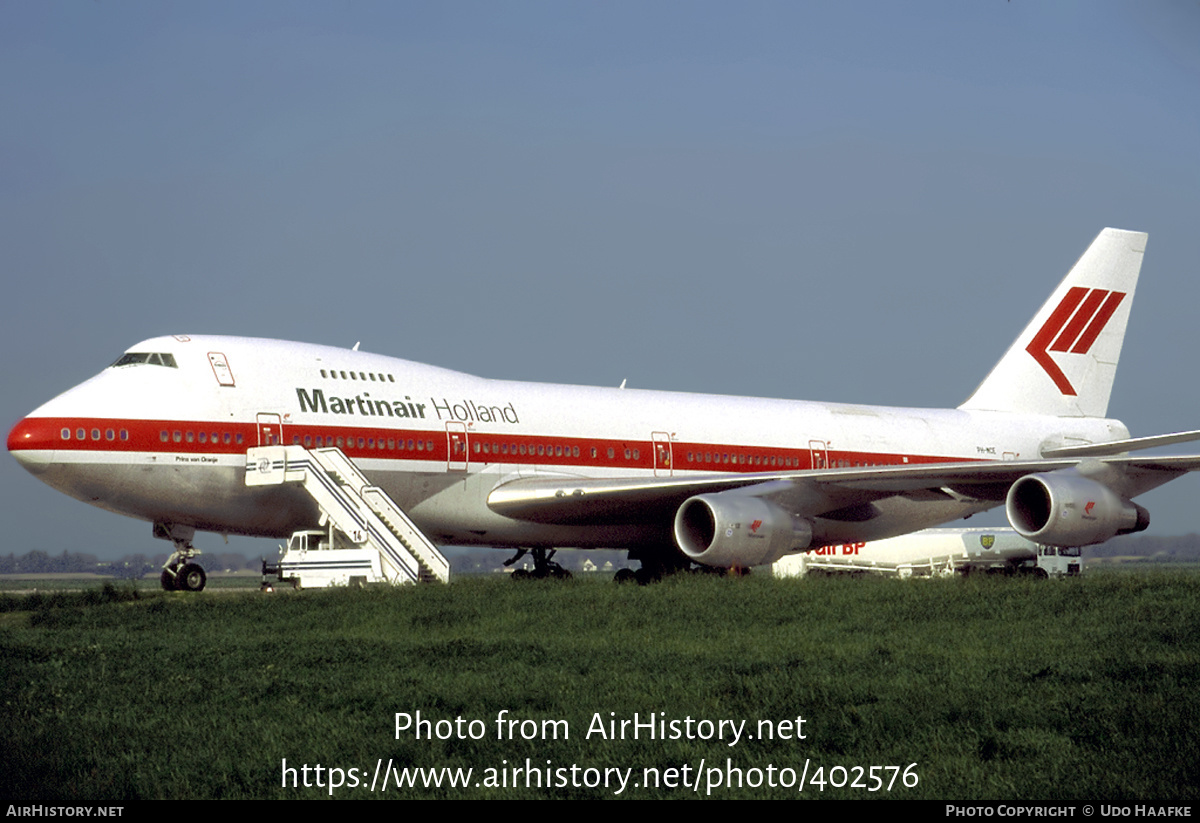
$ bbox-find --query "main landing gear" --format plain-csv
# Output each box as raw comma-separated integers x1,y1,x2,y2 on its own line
614,546,735,584
155,522,207,592
504,548,572,580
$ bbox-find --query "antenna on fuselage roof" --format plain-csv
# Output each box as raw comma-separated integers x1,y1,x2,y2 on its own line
352,342,361,351
619,379,627,389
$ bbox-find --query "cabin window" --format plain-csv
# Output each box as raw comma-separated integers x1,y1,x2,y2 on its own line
61,428,70,440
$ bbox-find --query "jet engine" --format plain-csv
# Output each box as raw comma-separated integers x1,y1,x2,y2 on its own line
1005,471,1149,547
674,492,813,568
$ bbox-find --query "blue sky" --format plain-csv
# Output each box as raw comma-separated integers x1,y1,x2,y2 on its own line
3,1,1199,560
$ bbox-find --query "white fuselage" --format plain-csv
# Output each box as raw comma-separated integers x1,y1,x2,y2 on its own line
7,334,1130,551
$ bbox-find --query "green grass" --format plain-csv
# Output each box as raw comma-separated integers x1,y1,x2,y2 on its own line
2,572,1198,799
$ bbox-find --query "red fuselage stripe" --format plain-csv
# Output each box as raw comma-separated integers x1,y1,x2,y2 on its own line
10,416,961,473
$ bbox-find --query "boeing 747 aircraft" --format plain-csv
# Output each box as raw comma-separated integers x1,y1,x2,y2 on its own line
9,228,1200,587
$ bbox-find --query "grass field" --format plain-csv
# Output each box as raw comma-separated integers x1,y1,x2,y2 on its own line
2,571,1198,800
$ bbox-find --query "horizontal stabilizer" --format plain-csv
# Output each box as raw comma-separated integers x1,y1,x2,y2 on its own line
1041,430,1200,458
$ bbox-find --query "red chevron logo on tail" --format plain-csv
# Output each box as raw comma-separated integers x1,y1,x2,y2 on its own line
1026,286,1126,396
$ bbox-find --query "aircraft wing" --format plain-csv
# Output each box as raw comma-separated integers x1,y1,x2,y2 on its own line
486,453,1200,525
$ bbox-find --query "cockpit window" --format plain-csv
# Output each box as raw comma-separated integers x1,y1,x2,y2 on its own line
111,352,178,368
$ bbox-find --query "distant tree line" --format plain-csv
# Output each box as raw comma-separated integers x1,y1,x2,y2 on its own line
0,548,626,577
0,550,261,577
1091,532,1200,562
3,536,1199,578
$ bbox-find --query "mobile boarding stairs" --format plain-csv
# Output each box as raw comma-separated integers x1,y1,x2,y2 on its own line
246,446,450,588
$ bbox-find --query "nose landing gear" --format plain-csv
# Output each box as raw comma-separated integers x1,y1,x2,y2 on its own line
155,522,207,592
161,552,207,592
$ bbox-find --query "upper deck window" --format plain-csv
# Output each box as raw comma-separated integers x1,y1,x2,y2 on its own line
111,352,178,368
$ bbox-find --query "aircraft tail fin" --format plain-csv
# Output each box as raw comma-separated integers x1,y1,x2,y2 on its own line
960,228,1147,418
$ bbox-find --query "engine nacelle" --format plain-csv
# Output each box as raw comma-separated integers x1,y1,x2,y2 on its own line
1005,472,1149,547
674,492,813,568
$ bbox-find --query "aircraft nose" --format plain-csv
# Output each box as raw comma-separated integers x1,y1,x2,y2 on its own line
7,416,57,475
